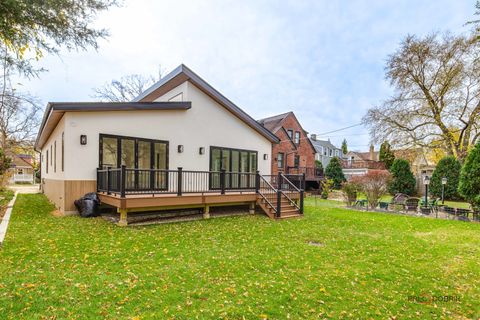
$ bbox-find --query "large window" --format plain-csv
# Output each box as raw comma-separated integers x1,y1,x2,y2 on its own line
210,146,257,189
99,134,168,190
277,152,284,170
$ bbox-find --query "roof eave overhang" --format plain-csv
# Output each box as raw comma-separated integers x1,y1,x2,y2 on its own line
34,102,191,151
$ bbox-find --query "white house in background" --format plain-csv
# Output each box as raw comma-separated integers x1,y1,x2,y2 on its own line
9,154,35,184
34,65,280,215
343,146,385,179
309,134,344,168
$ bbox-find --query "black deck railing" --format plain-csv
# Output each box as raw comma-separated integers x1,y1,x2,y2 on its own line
286,166,323,179
97,167,305,215
97,166,259,197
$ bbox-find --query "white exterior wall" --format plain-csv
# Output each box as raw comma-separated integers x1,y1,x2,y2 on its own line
63,81,272,180
41,115,65,180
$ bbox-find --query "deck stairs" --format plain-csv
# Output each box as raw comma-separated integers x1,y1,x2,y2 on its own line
256,173,304,219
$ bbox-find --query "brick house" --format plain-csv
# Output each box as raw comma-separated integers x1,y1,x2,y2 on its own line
258,112,321,187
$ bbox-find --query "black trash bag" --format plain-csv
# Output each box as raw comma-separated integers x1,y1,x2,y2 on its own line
74,193,100,217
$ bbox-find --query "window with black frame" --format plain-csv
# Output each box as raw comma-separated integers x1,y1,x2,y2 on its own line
99,134,168,191
277,152,284,170
210,146,257,189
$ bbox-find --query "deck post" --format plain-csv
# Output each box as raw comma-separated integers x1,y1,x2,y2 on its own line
177,167,183,196
277,172,282,190
96,167,100,192
106,166,111,195
220,169,226,195
276,190,282,218
302,173,306,190
300,190,304,214
203,205,210,219
255,170,260,193
249,202,255,214
120,165,126,198
118,208,128,227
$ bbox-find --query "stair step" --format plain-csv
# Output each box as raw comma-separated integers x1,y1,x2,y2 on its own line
281,209,300,214
278,213,302,219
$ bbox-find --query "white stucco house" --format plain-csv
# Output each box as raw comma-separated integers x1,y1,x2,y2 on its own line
35,65,293,218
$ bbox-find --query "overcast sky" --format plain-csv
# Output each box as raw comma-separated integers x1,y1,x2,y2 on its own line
24,0,475,150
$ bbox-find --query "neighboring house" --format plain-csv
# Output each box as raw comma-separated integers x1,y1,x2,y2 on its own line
258,112,320,187
343,146,385,179
395,148,436,196
35,65,304,223
9,154,35,184
309,135,344,168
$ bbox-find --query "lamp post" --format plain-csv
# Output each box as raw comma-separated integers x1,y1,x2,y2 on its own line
441,177,447,205
423,175,430,208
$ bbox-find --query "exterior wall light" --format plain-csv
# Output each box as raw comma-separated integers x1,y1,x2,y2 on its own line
199,147,205,155
263,154,268,160
80,135,87,145
178,145,184,153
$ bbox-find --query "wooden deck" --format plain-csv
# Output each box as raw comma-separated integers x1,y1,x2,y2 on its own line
98,191,300,226
96,168,304,226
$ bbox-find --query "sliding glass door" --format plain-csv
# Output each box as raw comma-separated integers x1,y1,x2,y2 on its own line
99,134,168,191
209,146,258,189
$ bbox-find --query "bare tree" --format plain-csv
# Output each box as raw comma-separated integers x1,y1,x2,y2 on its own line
93,68,164,102
0,46,42,151
363,33,480,160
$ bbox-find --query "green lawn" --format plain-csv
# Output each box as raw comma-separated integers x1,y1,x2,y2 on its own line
1,194,480,319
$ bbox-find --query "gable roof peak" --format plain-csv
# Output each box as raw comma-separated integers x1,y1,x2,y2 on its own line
133,64,279,143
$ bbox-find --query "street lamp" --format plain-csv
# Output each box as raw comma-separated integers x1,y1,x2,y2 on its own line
441,177,448,205
423,175,430,208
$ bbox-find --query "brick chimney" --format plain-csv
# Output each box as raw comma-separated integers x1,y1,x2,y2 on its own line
369,145,375,161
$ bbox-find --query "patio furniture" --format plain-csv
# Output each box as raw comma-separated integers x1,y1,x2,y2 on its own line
442,206,472,221
473,209,480,222
420,206,432,215
405,198,420,213
456,208,472,221
389,193,409,211
355,199,368,209
379,201,389,210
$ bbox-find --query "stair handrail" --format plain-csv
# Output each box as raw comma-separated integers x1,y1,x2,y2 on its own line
280,173,305,214
280,173,301,192
257,175,278,213
281,189,300,210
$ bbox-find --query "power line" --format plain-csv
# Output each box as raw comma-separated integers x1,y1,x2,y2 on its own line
314,123,363,136
317,133,369,138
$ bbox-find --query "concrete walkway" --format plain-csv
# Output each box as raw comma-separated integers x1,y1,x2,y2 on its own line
0,191,18,247
8,184,40,194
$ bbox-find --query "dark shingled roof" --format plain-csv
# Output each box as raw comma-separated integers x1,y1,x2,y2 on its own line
257,112,292,133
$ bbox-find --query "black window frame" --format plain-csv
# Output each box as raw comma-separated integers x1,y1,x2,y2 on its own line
277,152,285,170
209,146,258,190
99,134,169,191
